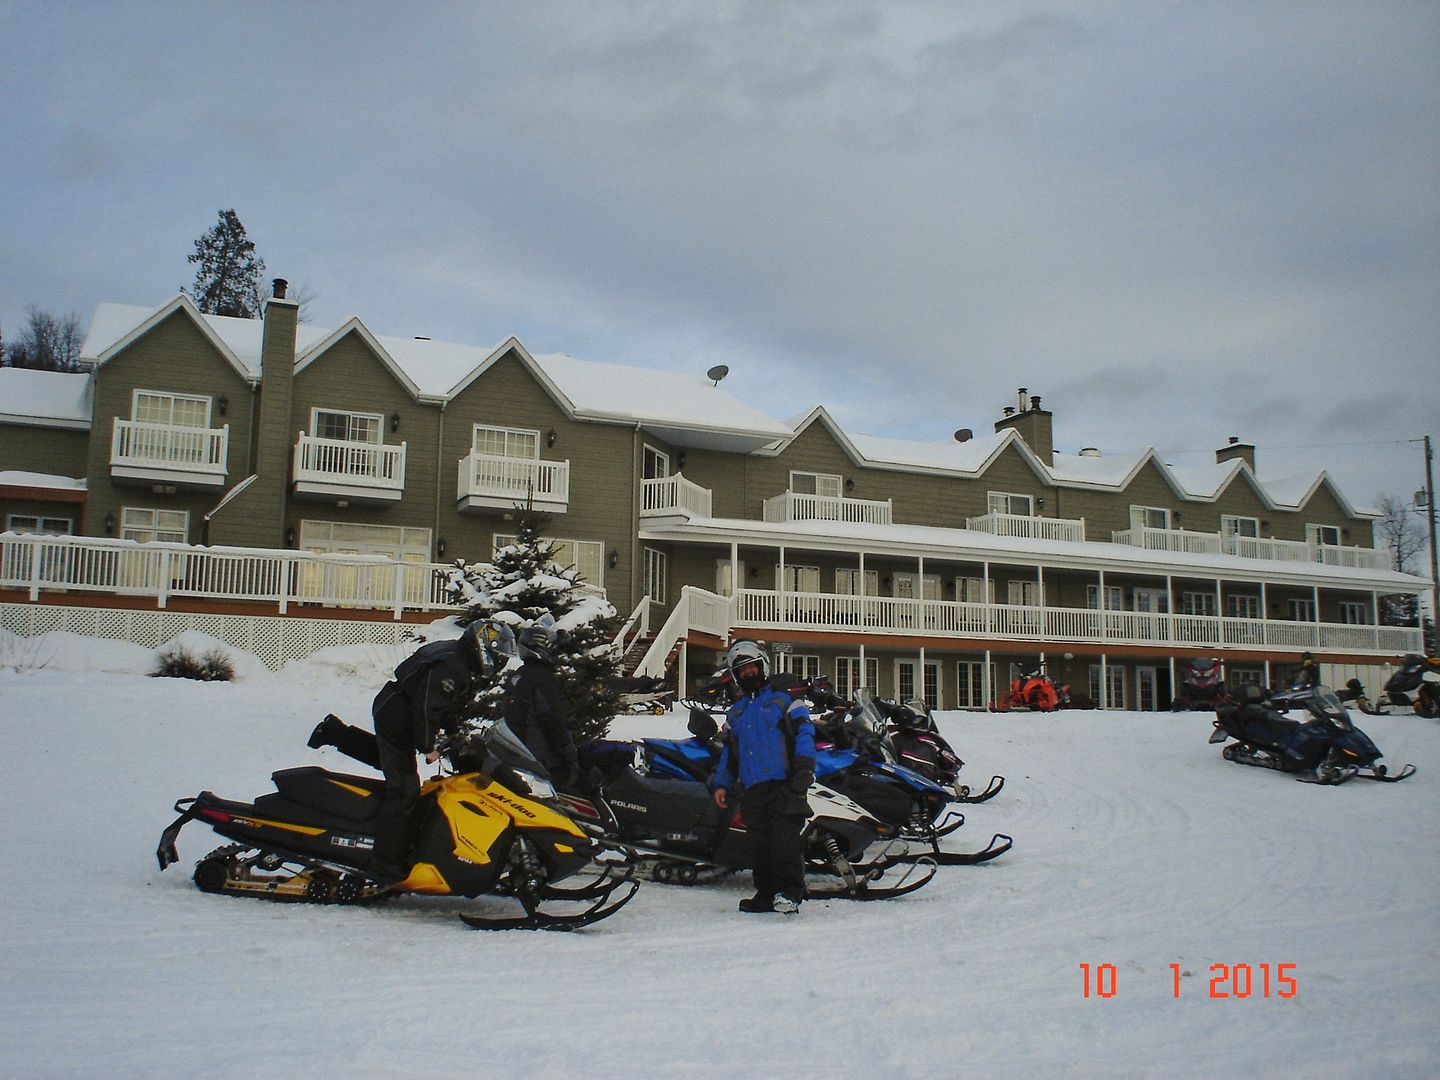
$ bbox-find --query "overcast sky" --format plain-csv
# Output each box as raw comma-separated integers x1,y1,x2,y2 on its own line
3,1,1436,514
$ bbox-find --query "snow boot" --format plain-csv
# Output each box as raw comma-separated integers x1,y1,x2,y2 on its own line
772,894,801,916
308,713,343,750
738,893,775,913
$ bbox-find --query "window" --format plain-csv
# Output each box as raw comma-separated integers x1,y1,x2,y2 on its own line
312,408,382,444
987,491,1034,516
1221,515,1260,539
495,533,604,587
775,564,820,592
1339,602,1369,625
1306,524,1341,548
133,390,210,428
642,445,670,480
1130,505,1171,530
1228,668,1265,689
955,577,995,604
956,661,991,709
1007,580,1040,606
1089,664,1127,709
835,656,879,699
1179,591,1218,616
893,573,940,600
715,560,747,596
5,515,73,535
300,521,434,605
835,568,879,595
774,653,820,680
120,507,188,544
896,660,941,709
644,547,667,604
1086,585,1123,610
790,471,843,497
473,425,539,460
1225,593,1260,619
1288,598,1316,621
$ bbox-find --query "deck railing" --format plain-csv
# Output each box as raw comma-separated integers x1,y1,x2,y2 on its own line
763,491,892,525
111,419,229,473
457,453,570,504
642,474,713,517
293,433,406,489
1113,527,1390,571
966,511,1086,543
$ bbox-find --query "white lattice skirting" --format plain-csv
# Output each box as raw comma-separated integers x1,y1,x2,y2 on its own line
0,602,427,671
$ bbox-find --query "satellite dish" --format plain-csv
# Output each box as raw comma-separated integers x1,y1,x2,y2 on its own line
706,364,730,386
953,428,973,443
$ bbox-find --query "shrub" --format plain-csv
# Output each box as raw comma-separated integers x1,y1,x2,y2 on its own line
152,645,235,682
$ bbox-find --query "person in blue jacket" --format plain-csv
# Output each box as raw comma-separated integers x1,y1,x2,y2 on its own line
710,640,816,915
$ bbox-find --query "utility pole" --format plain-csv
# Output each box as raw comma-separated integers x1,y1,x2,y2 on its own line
1424,435,1439,653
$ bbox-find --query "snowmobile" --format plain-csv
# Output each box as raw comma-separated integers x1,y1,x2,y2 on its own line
1170,657,1231,711
1268,676,1382,716
572,712,940,899
156,718,639,930
1380,654,1440,717
854,689,1006,805
1207,684,1415,785
990,661,1070,712
678,665,734,714
615,673,676,715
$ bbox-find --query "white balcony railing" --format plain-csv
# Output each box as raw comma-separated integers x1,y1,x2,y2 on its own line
966,511,1086,543
728,588,1422,656
293,433,406,490
111,419,229,474
1114,527,1391,570
1,532,458,618
763,491,892,525
642,474,713,518
457,452,570,508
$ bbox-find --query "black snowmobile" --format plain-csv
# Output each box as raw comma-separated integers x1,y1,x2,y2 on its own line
569,712,938,900
851,689,1006,806
1208,684,1415,785
156,718,638,930
1380,653,1440,717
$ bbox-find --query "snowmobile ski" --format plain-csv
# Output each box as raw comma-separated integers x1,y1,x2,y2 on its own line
458,880,640,931
900,807,966,842
1352,762,1416,783
953,775,1005,804
896,831,1014,867
804,856,938,901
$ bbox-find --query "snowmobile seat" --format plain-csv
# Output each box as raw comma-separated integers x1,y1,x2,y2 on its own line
261,766,384,823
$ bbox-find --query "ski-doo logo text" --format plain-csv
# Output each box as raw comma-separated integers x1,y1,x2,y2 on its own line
485,790,536,819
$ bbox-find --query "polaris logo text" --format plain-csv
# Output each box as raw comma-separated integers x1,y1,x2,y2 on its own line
611,800,648,813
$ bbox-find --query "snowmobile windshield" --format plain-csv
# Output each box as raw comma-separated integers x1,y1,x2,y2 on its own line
479,718,548,775
853,688,883,734
1305,687,1353,731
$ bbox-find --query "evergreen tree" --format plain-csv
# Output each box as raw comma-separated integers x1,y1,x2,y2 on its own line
444,503,623,745
185,209,266,318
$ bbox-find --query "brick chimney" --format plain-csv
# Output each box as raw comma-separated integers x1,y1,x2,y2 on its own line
1216,435,1255,470
993,387,1054,463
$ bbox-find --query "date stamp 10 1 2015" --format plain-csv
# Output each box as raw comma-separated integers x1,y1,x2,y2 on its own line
1079,963,1298,1000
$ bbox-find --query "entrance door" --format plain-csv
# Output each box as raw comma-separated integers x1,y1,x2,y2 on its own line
896,659,941,709
1137,666,1160,711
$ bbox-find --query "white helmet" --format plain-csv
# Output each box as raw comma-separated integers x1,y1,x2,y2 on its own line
725,640,769,690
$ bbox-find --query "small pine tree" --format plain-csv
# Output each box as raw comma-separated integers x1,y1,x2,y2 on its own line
445,503,623,744
186,209,266,318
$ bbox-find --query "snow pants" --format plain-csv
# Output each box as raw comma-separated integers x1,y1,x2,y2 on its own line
740,780,807,903
371,698,422,869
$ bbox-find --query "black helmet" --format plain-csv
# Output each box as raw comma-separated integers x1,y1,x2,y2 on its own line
517,616,558,663
461,619,516,670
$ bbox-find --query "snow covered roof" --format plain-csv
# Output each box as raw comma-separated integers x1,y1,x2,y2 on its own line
0,470,87,490
0,367,92,428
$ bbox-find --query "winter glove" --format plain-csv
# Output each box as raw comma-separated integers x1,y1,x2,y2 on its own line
787,768,814,798
552,759,580,790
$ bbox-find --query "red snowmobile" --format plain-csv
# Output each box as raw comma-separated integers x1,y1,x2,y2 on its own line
990,661,1070,712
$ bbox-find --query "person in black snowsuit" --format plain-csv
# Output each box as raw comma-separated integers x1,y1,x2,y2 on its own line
1293,652,1321,690
499,621,580,790
307,622,493,884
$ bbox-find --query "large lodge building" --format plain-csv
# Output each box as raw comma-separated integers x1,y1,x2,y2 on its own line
0,283,1427,707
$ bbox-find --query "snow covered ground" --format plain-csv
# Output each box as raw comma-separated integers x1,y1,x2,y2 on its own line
1,632,1437,1079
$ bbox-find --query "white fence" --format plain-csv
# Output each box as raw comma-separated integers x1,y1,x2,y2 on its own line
642,474,713,518
1,533,458,617
966,511,1086,542
111,418,229,472
293,433,407,489
1113,527,1391,571
457,452,570,504
763,491,892,525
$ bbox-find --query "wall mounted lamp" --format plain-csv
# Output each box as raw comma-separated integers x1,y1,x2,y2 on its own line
749,566,758,578
437,536,448,557
676,451,687,470
285,527,296,546
390,411,401,433
546,428,557,447
609,548,620,569
845,477,855,491
882,576,893,588
216,393,228,417
104,512,116,534
1260,520,1270,532
1035,497,1045,511
1173,511,1183,525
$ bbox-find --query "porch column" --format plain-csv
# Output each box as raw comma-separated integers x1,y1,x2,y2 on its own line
1372,591,1380,651
1098,569,1107,643
984,647,992,709
1099,653,1108,711
1165,575,1174,645
1312,583,1321,648
983,561,992,635
918,554,926,630
1168,655,1176,705
1260,581,1269,646
778,544,786,625
729,541,739,597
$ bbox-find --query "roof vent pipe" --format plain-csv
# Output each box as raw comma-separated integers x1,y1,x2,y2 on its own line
1017,387,1028,412
1080,447,1101,457
1003,406,1016,418
1030,395,1042,411
1228,435,1239,445
271,278,288,299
